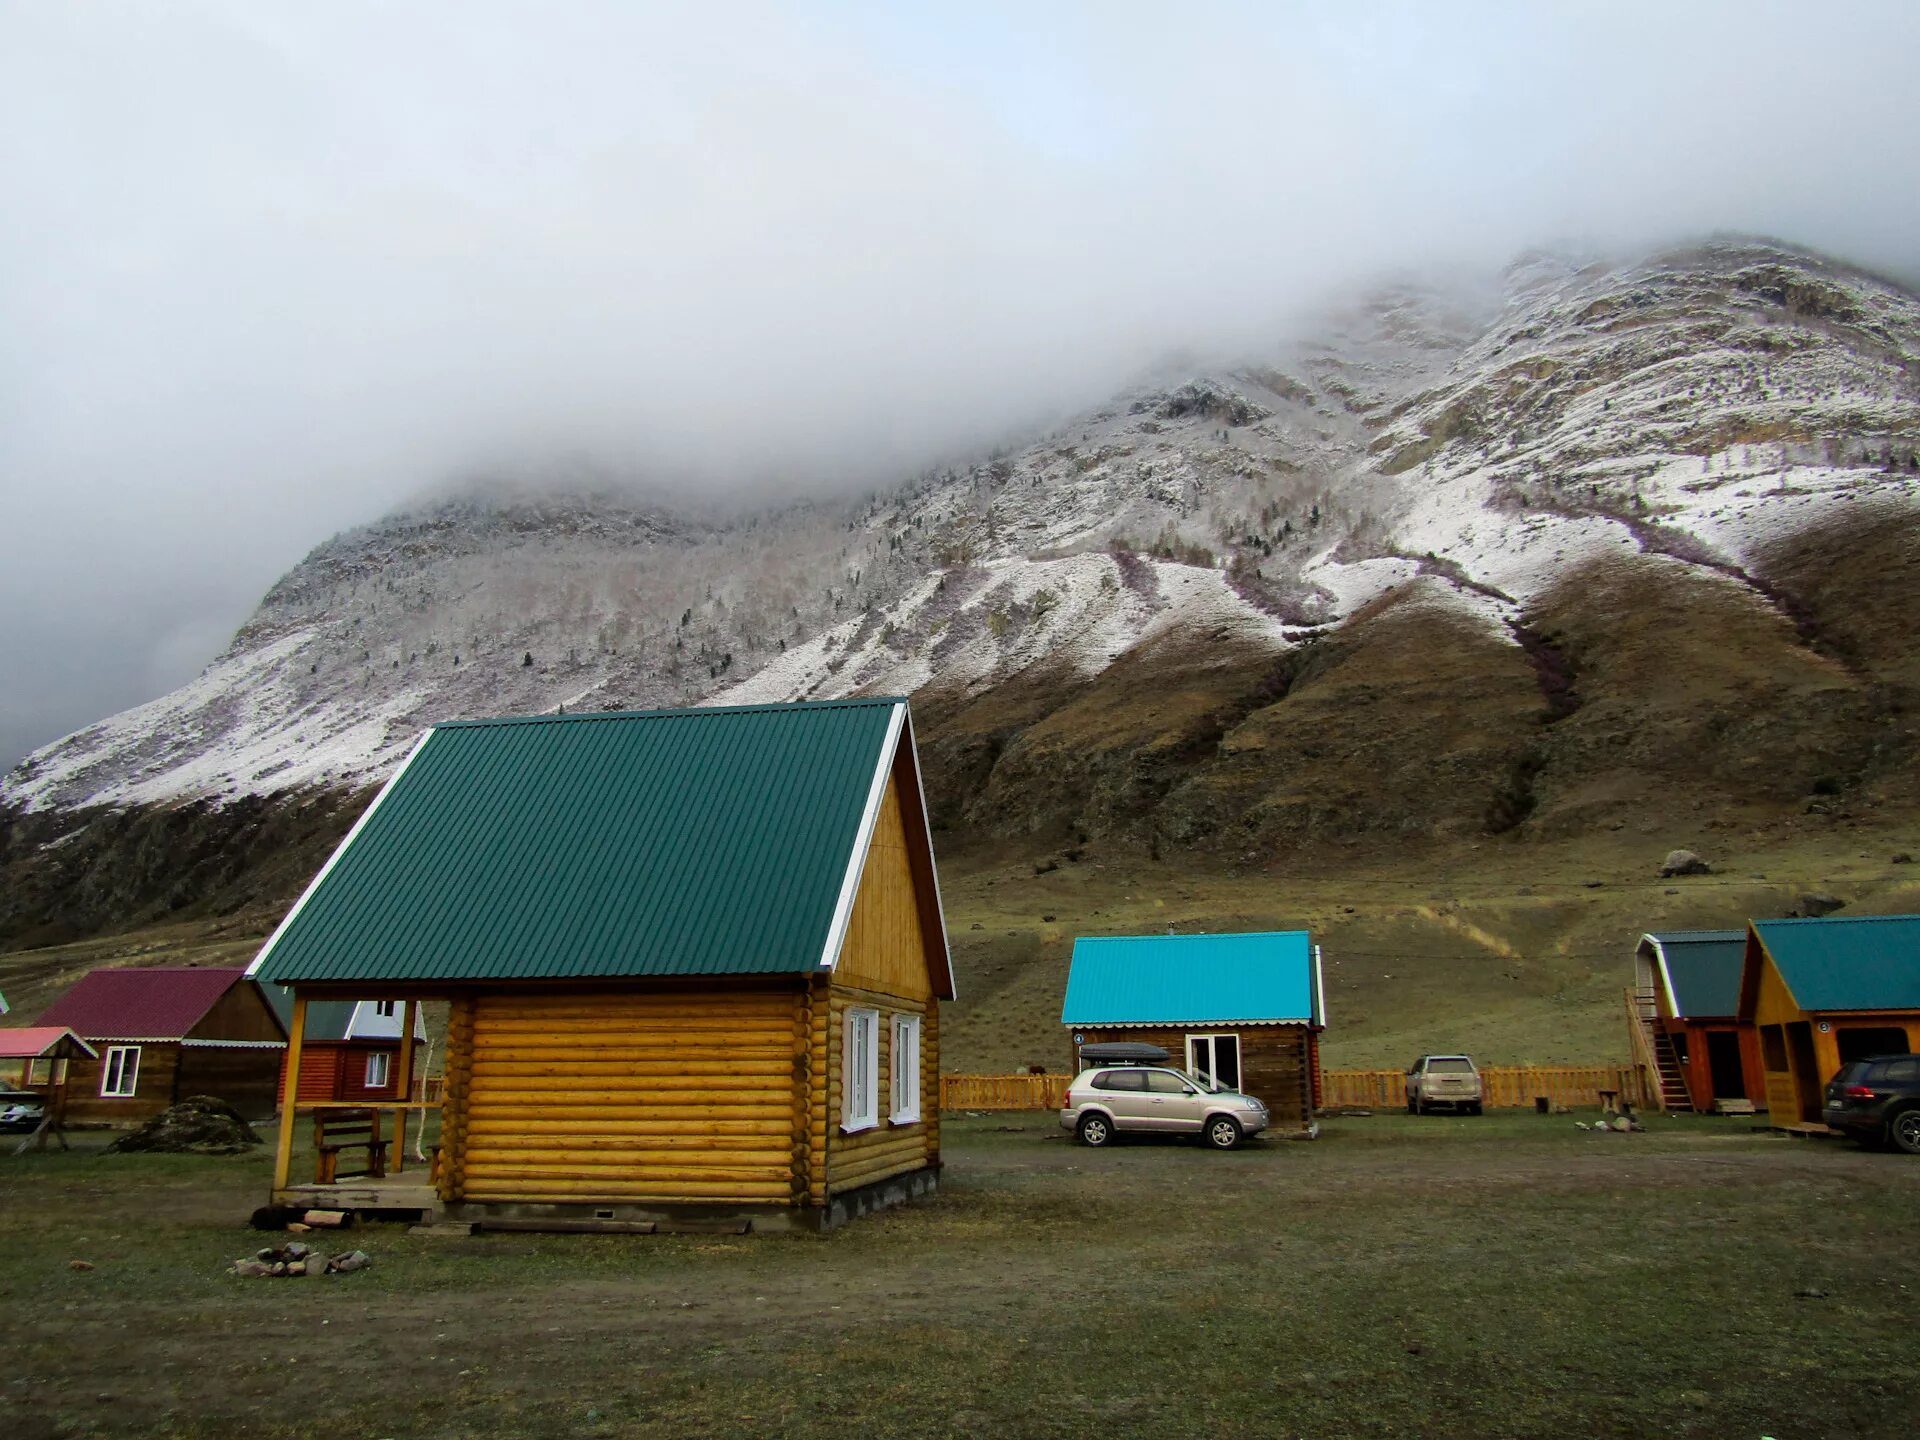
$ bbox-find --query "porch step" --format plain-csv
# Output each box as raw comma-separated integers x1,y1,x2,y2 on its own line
408,1221,478,1238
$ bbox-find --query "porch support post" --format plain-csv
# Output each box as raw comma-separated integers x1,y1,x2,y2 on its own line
273,994,308,1192
391,999,419,1173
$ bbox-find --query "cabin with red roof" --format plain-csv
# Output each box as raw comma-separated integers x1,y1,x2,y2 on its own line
34,968,287,1124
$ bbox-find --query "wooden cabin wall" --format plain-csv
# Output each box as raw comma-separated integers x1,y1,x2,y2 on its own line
280,1045,346,1105
834,777,937,1003
60,1043,181,1124
820,773,944,1197
1070,1025,1315,1129
441,986,802,1205
1751,956,1815,1120
824,984,937,1196
190,983,288,1043
176,1047,284,1119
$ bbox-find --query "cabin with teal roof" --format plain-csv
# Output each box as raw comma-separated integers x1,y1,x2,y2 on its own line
1739,914,1920,1127
1632,929,1765,1112
1061,931,1325,1134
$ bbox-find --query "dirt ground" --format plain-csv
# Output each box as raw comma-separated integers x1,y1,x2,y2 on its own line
3,1112,1918,1439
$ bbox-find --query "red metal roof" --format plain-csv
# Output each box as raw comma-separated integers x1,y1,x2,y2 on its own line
0,1026,98,1059
37,967,252,1041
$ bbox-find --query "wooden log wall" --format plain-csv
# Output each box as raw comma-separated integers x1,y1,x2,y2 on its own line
824,982,937,1197
449,988,800,1205
60,1044,181,1125
437,997,476,1203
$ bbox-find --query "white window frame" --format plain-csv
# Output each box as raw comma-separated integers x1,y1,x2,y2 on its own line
842,1008,880,1133
364,1051,392,1089
1185,1033,1242,1091
373,1000,398,1018
101,1045,141,1098
890,1014,922,1124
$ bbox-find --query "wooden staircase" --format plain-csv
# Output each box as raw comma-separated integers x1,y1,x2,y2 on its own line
1626,987,1694,1112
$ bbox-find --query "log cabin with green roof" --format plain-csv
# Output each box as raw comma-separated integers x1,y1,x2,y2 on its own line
249,698,954,1231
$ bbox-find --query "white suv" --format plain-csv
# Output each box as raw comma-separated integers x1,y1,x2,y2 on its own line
1405,1055,1484,1115
1060,1065,1269,1150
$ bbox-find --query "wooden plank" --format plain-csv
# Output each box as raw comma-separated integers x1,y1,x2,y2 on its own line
467,1148,788,1170
273,995,308,1190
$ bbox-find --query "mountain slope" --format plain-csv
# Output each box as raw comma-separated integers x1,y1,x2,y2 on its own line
5,237,1920,938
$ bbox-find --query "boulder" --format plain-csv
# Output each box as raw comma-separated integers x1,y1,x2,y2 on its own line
1793,891,1846,918
1659,849,1712,877
108,1097,258,1155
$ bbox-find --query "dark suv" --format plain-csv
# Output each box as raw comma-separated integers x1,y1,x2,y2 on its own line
1823,1054,1920,1153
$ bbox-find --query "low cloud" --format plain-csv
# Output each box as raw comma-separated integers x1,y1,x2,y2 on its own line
3,0,1917,765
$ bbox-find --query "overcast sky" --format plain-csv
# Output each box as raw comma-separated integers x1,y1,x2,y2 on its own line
3,1,1918,771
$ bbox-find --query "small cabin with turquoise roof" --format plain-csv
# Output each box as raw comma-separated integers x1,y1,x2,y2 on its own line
1061,931,1325,1133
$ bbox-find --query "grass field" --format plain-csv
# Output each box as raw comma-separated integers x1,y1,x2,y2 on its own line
3,1112,1917,1439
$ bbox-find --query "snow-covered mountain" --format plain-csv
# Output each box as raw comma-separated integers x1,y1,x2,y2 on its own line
7,237,1919,823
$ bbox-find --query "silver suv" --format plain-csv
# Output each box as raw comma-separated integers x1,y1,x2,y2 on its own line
1060,1066,1268,1149
1405,1055,1484,1115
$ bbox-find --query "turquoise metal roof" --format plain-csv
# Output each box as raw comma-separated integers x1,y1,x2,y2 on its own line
1646,929,1747,1018
253,699,909,985
1753,914,1920,1012
1061,931,1319,1026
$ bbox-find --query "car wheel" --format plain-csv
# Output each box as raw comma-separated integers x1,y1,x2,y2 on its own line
1405,1094,1417,1114
1077,1113,1115,1147
1204,1115,1243,1150
1413,1096,1426,1116
1468,1102,1483,1116
1891,1108,1920,1156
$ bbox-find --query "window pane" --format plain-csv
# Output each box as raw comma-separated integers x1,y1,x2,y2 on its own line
1215,1037,1241,1090
1144,1070,1191,1093
1881,1059,1918,1081
1429,1059,1475,1074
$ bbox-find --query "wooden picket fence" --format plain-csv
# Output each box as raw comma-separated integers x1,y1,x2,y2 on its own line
940,1074,1073,1110
939,1064,1652,1113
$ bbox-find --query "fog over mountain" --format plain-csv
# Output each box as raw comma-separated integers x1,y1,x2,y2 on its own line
4,1,1918,767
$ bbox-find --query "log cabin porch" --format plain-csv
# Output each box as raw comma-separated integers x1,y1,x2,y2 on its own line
271,991,444,1221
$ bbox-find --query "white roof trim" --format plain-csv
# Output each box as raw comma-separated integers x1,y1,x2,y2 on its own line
817,702,906,972
84,1036,286,1047
1066,1018,1315,1029
903,706,957,1000
246,728,435,979
1313,944,1327,1028
1637,934,1682,1018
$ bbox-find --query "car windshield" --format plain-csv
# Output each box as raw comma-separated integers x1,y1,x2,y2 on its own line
1428,1058,1475,1074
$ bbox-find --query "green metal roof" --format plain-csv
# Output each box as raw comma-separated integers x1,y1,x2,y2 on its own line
1752,914,1920,1012
252,699,912,985
1644,929,1747,1018
1061,932,1321,1027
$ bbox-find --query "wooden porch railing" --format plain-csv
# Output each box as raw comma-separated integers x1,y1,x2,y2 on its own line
939,1064,1654,1112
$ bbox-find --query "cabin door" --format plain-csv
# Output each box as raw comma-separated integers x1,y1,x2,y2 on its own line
1186,1034,1242,1091
1706,1031,1747,1100
1785,1022,1822,1123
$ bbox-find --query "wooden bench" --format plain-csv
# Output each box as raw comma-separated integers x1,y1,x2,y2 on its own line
313,1108,388,1184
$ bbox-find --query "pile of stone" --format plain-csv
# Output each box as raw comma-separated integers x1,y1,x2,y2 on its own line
228,1242,372,1277
109,1095,258,1155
